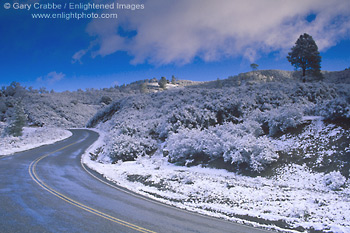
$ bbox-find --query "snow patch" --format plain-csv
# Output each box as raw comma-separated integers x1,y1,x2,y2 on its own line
0,127,72,156
83,149,350,232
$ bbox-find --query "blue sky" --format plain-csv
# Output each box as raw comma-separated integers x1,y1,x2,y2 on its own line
1,0,349,91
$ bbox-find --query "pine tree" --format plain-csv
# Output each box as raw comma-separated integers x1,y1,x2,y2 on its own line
171,75,176,85
216,78,223,88
250,63,259,72
287,33,321,77
6,102,26,137
140,82,148,93
158,77,167,89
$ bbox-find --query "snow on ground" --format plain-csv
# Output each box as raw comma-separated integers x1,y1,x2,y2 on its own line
83,154,350,232
0,127,72,156
82,130,350,233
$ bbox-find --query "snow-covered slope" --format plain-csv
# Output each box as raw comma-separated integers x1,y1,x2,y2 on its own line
0,79,202,128
22,90,129,127
0,86,130,128
87,70,350,172
85,69,350,232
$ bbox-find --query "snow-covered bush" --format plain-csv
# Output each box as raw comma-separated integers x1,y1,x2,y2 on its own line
168,106,217,132
100,96,113,105
108,134,158,162
323,171,346,190
166,121,278,172
166,128,222,165
23,92,101,127
222,134,278,172
259,106,304,136
316,97,350,120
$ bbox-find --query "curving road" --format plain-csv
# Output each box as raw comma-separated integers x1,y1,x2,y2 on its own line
0,129,271,233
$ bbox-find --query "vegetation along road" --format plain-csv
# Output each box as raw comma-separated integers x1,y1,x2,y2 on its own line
0,129,271,233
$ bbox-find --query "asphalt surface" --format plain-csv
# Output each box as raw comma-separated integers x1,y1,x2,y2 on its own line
0,129,271,233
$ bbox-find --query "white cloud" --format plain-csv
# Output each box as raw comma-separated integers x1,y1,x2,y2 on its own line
76,0,350,65
72,49,88,64
37,71,65,85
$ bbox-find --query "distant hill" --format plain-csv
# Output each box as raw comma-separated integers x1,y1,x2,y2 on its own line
0,77,203,128
0,85,127,128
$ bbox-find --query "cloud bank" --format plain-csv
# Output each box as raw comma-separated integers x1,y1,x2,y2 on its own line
76,0,350,64
37,71,65,85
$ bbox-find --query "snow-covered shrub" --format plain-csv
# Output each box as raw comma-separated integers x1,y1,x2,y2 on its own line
168,106,217,132
211,98,244,124
99,96,112,105
323,171,346,190
166,128,222,165
259,106,304,136
222,134,278,172
166,121,278,172
316,97,350,120
108,134,157,162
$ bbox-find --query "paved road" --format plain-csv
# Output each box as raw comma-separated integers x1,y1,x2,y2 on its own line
0,129,271,233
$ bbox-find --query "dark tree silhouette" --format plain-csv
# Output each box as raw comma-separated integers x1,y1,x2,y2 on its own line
250,63,259,72
158,77,167,89
6,101,26,137
287,33,321,77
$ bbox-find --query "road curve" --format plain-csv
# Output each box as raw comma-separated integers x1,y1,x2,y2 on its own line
0,129,271,233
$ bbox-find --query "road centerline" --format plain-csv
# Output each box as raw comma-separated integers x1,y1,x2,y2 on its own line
28,136,156,233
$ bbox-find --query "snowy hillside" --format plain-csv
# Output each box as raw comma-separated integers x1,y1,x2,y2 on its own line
0,79,199,128
0,83,135,155
0,84,143,129
87,70,350,174
85,69,350,232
